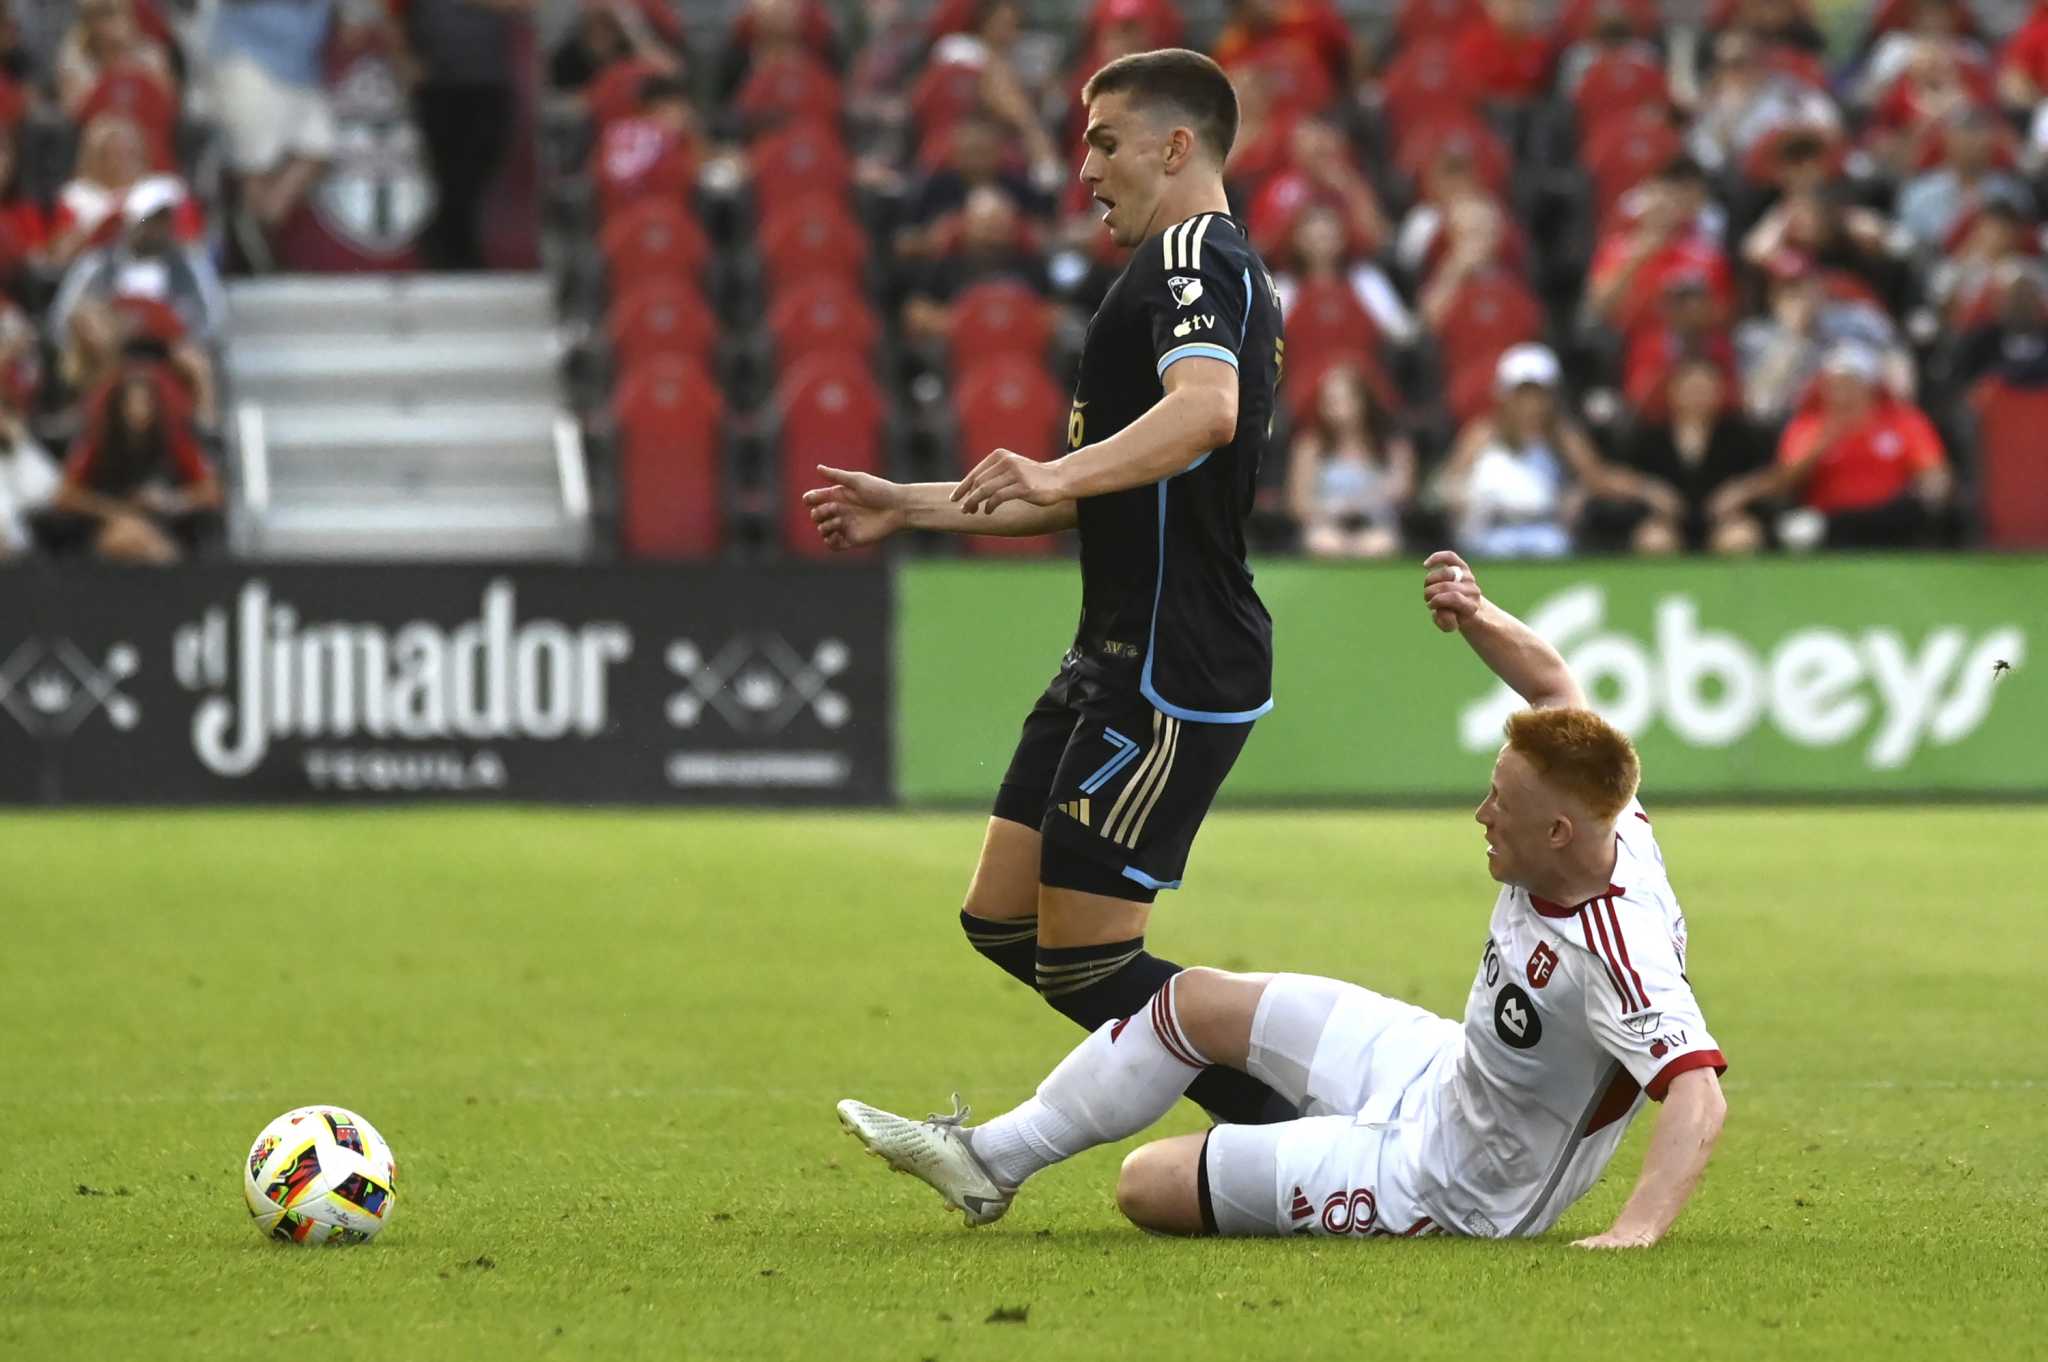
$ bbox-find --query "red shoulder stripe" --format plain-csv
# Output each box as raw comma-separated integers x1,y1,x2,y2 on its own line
1600,898,1651,1011
1577,906,1631,1008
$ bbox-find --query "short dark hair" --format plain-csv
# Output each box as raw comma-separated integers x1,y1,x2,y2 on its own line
1081,48,1239,162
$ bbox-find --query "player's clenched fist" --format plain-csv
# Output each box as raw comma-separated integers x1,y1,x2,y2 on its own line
804,465,907,551
951,448,1067,515
1422,550,1482,633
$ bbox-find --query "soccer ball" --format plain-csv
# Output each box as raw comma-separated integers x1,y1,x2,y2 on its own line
243,1106,398,1245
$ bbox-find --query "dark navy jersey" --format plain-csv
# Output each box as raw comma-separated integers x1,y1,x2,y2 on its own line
1062,210,1282,722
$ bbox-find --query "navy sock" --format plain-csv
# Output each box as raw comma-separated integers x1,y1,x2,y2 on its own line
961,912,1039,990
1035,938,1296,1126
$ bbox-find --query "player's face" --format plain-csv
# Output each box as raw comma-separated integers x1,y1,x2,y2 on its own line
1079,92,1170,249
1475,748,1558,888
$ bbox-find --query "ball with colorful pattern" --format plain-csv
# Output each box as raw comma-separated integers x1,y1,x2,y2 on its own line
242,1105,398,1245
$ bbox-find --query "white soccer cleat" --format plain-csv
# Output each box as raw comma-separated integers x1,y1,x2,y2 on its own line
836,1095,1014,1226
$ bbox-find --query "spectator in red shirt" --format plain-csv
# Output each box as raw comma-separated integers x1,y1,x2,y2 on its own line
1243,117,1390,263
1452,0,1555,107
595,74,701,215
52,365,220,563
1998,0,2048,112
1587,157,1733,340
50,113,202,268
1774,343,1952,548
54,0,175,119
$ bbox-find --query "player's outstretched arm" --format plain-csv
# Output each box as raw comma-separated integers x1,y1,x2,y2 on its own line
1420,550,1587,710
805,466,1077,550
951,358,1236,514
1573,1068,1727,1249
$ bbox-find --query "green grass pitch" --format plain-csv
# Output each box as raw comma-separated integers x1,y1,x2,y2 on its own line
4,806,2044,1360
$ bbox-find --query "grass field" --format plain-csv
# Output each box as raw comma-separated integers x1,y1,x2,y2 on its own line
5,806,2045,1361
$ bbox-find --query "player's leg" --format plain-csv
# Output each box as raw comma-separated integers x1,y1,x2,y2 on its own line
961,685,1075,989
1031,705,1295,1125
1121,973,1460,1236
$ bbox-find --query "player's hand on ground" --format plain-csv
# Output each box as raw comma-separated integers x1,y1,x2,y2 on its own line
805,465,907,550
951,448,1066,515
1422,550,1482,633
1572,1228,1659,1249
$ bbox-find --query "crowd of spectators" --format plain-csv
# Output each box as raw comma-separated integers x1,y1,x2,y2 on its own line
0,0,229,565
559,0,2048,560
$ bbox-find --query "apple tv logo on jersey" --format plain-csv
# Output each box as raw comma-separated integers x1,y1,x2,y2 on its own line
1494,984,1542,1050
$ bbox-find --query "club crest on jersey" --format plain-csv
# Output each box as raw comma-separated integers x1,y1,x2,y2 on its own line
1168,275,1203,307
1526,942,1559,988
1172,313,1216,338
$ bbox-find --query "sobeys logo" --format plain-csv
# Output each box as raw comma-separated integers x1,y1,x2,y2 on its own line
174,579,633,778
1459,586,2024,769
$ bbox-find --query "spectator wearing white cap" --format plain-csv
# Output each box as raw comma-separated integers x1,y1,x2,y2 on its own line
1772,342,1953,549
1438,343,1675,559
49,178,228,350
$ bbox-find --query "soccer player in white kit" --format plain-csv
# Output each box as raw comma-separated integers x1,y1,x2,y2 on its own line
839,550,1729,1247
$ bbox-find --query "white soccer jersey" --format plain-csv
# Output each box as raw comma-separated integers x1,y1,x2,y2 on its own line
1398,800,1727,1238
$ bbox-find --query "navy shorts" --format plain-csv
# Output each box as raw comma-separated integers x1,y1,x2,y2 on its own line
992,664,1253,904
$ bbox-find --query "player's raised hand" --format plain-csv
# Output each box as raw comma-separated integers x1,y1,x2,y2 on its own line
951,448,1067,515
1422,550,1482,633
804,465,907,551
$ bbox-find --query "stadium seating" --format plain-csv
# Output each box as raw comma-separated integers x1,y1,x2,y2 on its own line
1969,378,2048,548
607,277,719,374
616,356,725,559
773,352,889,557
946,280,1055,368
952,356,1067,556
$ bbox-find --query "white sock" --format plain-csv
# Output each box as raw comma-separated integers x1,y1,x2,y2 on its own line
969,975,1210,1189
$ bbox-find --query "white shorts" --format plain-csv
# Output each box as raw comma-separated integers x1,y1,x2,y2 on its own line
210,55,337,174
1202,973,1460,1238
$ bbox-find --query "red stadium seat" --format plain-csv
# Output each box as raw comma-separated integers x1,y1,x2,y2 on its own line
1284,277,1381,369
946,280,1055,367
735,52,843,131
910,58,987,136
747,121,851,218
1381,38,1481,134
1585,112,1682,224
1395,0,1486,45
607,277,718,372
952,356,1067,556
1435,271,1544,375
1446,351,1512,425
615,356,724,559
1284,346,1402,424
775,353,888,556
758,193,868,288
766,274,881,366
599,197,711,283
1394,114,1513,197
1970,377,2048,548
1571,50,1669,141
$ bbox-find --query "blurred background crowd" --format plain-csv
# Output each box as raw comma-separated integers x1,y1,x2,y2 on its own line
8,0,2048,567
553,0,2048,564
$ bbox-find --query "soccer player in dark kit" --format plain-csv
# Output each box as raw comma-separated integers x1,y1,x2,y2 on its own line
805,49,1291,1125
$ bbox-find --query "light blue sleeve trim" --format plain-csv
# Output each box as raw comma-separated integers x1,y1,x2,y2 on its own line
1121,864,1183,891
1156,342,1239,377
1136,479,1275,725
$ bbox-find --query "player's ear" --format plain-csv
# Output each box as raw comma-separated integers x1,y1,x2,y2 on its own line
1548,813,1575,851
1162,125,1193,175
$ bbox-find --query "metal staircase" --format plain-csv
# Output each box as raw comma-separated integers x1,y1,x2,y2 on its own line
225,273,588,559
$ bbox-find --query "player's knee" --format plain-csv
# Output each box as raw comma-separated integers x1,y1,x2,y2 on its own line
1115,1144,1202,1235
1171,967,1267,1070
